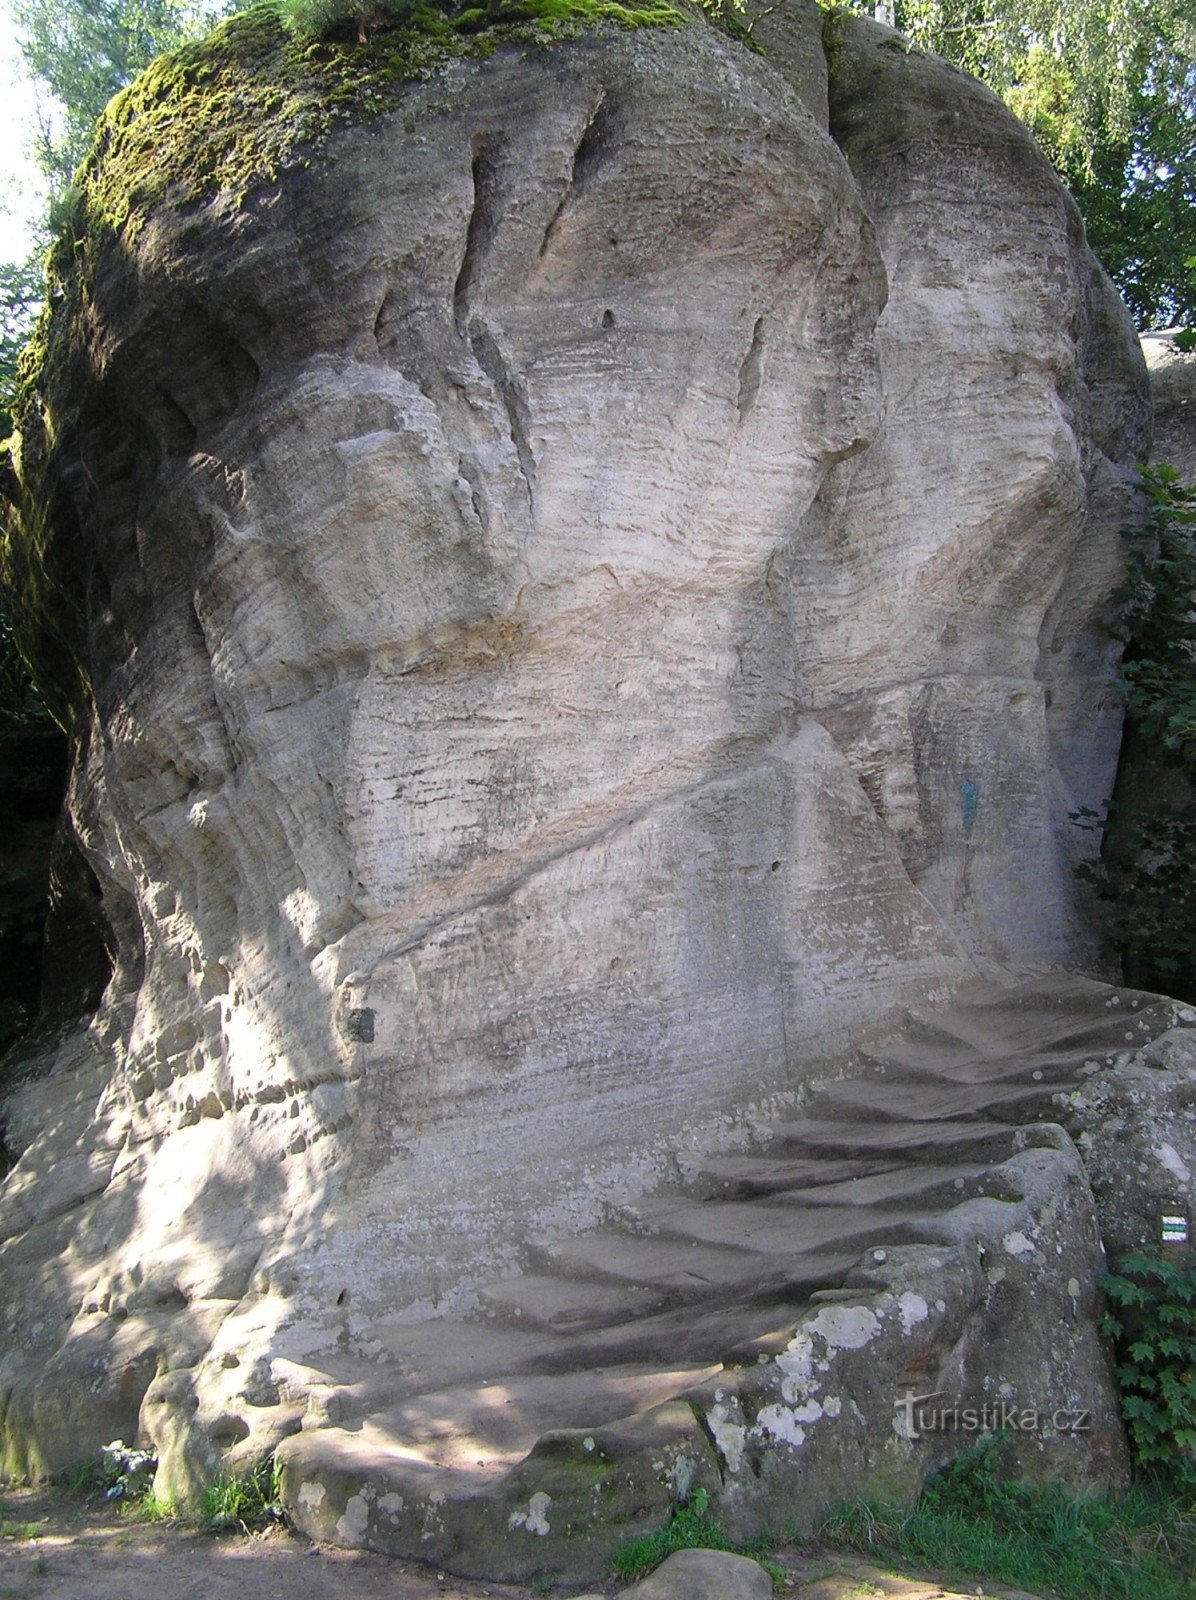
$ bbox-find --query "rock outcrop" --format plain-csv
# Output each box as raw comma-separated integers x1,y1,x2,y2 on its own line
0,0,1162,1577
1143,335,1196,484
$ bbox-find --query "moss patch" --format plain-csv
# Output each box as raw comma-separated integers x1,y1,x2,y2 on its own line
2,0,700,719
48,0,685,268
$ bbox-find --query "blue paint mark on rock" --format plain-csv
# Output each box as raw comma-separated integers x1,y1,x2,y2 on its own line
960,778,979,836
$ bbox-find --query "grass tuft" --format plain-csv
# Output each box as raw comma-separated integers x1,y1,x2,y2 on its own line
610,1486,782,1583
820,1440,1196,1600
58,1458,108,1497
201,1459,283,1533
118,1486,178,1522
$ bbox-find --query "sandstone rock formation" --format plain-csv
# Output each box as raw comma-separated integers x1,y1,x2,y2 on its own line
1058,1023,1196,1261
1143,335,1196,484
0,0,1165,1578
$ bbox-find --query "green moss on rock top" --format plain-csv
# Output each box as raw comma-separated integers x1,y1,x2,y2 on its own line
2,0,701,723
47,0,684,275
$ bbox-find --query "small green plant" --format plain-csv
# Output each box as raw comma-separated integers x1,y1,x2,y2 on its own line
201,1458,283,1533
99,1439,157,1501
120,1486,178,1522
821,1439,1196,1600
0,1513,42,1539
58,1457,107,1497
1102,1249,1196,1483
610,1486,781,1582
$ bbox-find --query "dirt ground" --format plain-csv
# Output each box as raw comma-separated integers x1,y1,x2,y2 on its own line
0,1485,1043,1600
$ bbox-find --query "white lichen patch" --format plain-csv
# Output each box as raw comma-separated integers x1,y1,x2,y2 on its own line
509,1491,552,1536
668,1455,696,1499
776,1329,816,1402
708,1401,748,1475
335,1492,371,1541
897,1292,929,1333
755,1403,809,1448
1002,1230,1035,1257
808,1304,881,1351
297,1480,326,1511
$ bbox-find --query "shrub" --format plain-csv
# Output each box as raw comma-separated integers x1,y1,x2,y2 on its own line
1102,1250,1196,1484
276,0,452,46
1075,463,1196,995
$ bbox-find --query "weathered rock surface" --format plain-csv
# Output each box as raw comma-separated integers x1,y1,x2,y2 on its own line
0,0,1162,1580
1143,335,1196,483
616,1548,773,1600
268,973,1173,1578
1056,1023,1196,1260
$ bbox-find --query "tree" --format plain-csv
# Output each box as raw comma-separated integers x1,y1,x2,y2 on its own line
0,257,42,434
841,0,1196,328
11,0,222,229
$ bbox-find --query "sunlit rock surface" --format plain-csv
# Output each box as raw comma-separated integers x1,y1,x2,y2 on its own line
0,1,1156,1571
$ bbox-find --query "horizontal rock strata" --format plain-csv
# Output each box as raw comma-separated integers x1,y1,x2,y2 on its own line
0,0,1159,1573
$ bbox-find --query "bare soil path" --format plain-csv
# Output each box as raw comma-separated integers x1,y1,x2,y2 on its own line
0,1486,1044,1600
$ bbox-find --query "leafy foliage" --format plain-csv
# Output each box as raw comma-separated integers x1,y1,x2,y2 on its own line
821,1438,1196,1600
837,1,1196,328
1074,466,1196,995
1102,1251,1196,1483
11,0,224,226
1117,466,1196,763
99,1439,158,1499
1075,801,1196,988
0,259,44,436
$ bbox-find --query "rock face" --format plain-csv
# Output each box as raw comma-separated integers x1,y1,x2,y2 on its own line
1143,335,1196,483
0,0,1156,1575
1057,1024,1196,1261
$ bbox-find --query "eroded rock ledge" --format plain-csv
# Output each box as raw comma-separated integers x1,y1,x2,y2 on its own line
0,0,1159,1577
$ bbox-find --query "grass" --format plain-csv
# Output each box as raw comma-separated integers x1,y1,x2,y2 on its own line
0,1515,42,1540
58,1459,108,1497
820,1443,1196,1600
610,1487,783,1583
118,1487,179,1522
200,1461,282,1533
54,1450,282,1533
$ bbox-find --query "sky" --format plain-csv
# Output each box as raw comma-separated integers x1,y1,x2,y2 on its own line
0,14,47,267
